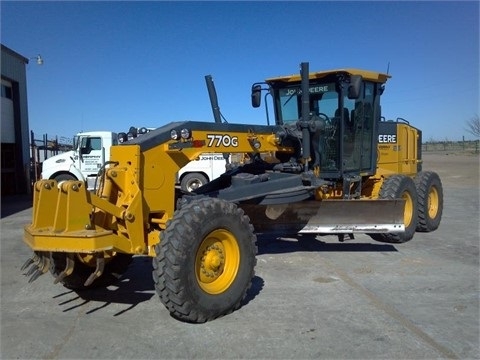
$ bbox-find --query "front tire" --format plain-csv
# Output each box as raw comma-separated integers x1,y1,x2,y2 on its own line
414,171,443,232
370,175,418,244
153,197,257,323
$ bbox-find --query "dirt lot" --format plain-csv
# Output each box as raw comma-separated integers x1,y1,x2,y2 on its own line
422,152,479,188
1,152,478,359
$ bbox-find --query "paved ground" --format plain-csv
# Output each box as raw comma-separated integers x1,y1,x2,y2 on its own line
1,153,478,359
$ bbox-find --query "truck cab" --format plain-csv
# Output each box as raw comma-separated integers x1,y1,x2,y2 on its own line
42,130,228,192
41,131,117,190
177,153,229,192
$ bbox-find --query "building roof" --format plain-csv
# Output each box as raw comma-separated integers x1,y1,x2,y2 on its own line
1,44,29,64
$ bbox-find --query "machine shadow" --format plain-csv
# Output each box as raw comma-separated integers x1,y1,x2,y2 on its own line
256,233,398,255
241,275,264,307
56,255,264,316
55,256,156,316
55,233,394,316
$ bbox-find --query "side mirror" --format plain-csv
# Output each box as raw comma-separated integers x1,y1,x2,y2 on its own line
348,75,363,99
251,84,262,108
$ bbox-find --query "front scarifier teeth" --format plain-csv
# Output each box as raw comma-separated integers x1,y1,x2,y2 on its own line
26,263,39,276
28,269,45,283
20,257,35,271
53,255,75,284
20,253,40,271
84,257,105,287
29,255,51,283
23,253,51,283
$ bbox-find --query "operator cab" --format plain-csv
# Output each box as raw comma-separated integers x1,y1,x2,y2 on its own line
253,69,390,180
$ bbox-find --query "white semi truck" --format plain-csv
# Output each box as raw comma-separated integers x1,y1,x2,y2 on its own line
40,130,228,192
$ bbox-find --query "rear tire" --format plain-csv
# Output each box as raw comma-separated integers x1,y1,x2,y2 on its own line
153,197,257,323
414,171,443,232
50,252,133,290
370,175,418,244
180,173,208,192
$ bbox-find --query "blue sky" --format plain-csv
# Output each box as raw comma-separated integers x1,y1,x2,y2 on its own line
1,1,479,141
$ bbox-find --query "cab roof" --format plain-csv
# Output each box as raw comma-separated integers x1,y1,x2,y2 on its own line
265,68,391,84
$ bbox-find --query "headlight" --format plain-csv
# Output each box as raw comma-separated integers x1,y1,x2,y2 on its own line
180,128,191,139
128,126,138,138
118,132,127,143
170,129,179,140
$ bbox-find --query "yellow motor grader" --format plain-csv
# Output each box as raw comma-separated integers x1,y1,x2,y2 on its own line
22,62,443,322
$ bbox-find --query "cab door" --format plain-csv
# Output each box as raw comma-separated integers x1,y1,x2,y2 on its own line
79,136,105,175
343,82,376,175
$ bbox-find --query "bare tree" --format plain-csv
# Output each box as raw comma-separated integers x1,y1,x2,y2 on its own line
465,115,480,138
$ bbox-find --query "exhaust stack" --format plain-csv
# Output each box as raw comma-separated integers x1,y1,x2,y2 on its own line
205,75,222,124
300,62,311,171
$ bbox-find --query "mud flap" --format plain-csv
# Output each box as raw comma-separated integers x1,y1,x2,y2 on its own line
240,199,405,234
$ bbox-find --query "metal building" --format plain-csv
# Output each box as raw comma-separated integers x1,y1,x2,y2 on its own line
1,44,30,196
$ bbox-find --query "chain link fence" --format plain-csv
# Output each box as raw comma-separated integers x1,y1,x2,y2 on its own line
422,140,479,154
30,130,74,183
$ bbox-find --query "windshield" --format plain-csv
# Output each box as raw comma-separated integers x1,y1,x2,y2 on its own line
276,83,339,124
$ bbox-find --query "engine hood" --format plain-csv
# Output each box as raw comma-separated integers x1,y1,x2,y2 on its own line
41,151,76,174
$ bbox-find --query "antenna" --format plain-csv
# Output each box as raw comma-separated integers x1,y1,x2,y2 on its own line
386,61,390,75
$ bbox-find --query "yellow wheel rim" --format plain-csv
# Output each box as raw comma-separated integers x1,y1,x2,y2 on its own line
403,191,414,227
427,186,439,219
195,229,240,295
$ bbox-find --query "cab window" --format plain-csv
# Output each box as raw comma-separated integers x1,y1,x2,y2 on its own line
277,83,337,124
90,137,102,151
80,137,102,154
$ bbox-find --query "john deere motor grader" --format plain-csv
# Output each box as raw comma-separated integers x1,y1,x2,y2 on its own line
22,62,443,323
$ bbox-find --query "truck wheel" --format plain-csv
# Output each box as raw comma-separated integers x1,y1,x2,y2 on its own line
49,252,133,290
370,175,418,244
180,173,208,192
53,173,77,182
414,171,443,232
153,197,257,323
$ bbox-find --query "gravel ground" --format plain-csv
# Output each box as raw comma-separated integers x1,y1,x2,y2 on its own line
1,152,478,360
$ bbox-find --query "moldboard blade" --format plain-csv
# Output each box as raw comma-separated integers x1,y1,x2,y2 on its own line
240,199,405,235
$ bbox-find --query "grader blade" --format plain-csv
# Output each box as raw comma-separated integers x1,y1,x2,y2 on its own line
241,199,405,235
